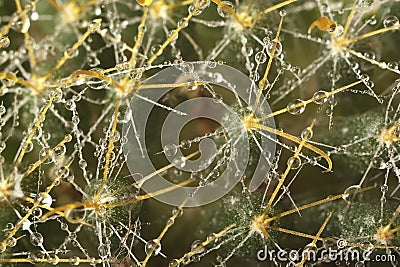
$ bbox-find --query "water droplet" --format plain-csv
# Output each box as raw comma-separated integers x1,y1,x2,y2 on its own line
0,36,10,48
380,184,388,193
98,244,109,258
60,223,68,230
36,192,52,206
188,3,204,16
39,147,51,161
69,256,80,265
88,56,100,67
30,11,39,21
251,71,260,81
64,99,76,111
137,24,146,33
164,144,177,156
89,19,101,32
217,1,234,18
151,44,162,56
371,156,386,169
168,30,178,41
266,40,282,57
0,243,6,252
287,156,301,169
115,62,129,70
287,99,306,115
32,207,42,218
51,88,63,103
30,232,43,246
213,93,223,103
54,145,66,156
213,73,223,83
197,0,210,10
342,185,361,202
192,254,201,262
301,128,313,140
64,48,79,58
112,131,120,142
49,255,59,265
182,255,191,264
0,105,5,115
180,140,191,149
383,16,399,28
166,217,175,226
363,51,375,60
255,51,267,64
172,207,183,217
207,60,217,68
387,61,399,70
79,159,87,168
178,18,189,28
328,70,341,82
4,223,14,231
191,240,204,253
6,237,17,247
169,259,180,267
177,62,194,73
0,141,5,153
145,239,161,256
72,115,80,125
313,91,329,104
56,167,69,181
241,45,253,57
28,251,44,264
279,10,286,16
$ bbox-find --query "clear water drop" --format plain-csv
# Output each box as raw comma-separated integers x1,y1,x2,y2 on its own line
69,256,80,265
98,244,109,258
313,91,329,104
383,16,399,28
36,192,52,206
145,239,161,256
151,44,162,56
255,51,267,64
266,40,282,57
0,105,5,115
6,237,17,247
64,48,79,58
164,144,177,156
342,185,361,202
217,1,234,18
288,156,301,169
180,140,191,149
287,99,306,115
0,36,10,48
301,128,313,140
191,240,205,253
30,232,43,246
79,159,87,168
169,259,180,267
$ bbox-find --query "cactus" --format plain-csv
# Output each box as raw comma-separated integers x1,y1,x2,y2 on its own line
0,0,399,266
